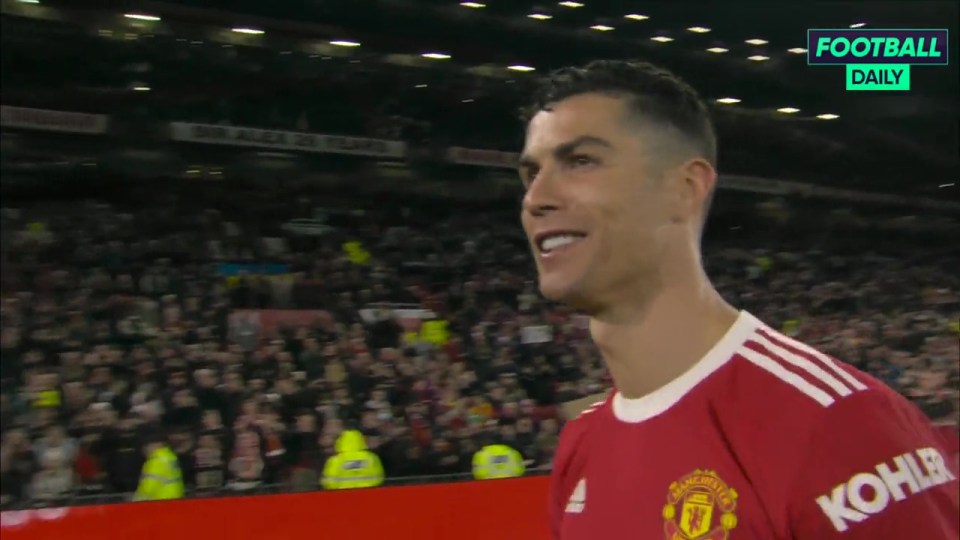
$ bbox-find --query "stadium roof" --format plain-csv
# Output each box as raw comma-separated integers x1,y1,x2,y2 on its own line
6,0,960,198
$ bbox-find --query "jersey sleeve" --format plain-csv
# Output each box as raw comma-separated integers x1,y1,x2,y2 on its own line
787,389,960,539
548,424,573,540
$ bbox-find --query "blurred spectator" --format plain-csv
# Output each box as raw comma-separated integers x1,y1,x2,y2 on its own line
74,432,107,495
33,426,77,472
1,429,36,506
285,412,322,491
29,445,73,503
193,432,226,493
227,430,264,491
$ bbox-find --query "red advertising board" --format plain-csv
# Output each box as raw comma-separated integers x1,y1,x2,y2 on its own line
1,476,551,540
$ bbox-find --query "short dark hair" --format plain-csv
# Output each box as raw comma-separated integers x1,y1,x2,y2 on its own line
522,59,717,166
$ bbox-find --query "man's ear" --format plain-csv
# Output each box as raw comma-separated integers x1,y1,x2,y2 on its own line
654,157,712,227
679,158,717,224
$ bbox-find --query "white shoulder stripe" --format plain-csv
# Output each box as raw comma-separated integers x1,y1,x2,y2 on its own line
771,332,868,392
751,335,855,398
739,347,836,406
578,401,604,418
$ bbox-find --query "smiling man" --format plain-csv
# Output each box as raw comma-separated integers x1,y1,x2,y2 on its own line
518,60,958,540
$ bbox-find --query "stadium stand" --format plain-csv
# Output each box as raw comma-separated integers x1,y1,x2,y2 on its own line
1,178,957,508
0,0,957,523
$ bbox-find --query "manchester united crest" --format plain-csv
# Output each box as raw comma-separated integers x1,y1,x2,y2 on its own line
662,469,738,540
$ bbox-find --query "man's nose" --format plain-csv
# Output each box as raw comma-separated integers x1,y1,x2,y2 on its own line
522,166,562,217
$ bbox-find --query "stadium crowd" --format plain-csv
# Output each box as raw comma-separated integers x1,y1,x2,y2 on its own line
0,183,957,509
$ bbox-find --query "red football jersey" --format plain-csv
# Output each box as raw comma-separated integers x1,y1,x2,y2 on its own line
550,311,959,540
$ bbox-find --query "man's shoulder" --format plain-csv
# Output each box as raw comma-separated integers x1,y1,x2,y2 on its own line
554,394,609,465
560,392,610,422
710,327,949,522
551,394,608,514
729,323,890,417
560,394,609,434
719,325,929,458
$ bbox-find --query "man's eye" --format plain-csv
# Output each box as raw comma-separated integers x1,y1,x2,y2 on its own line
570,155,596,167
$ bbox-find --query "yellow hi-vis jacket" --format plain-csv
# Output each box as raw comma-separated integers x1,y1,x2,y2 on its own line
134,446,184,501
321,430,384,490
472,444,525,480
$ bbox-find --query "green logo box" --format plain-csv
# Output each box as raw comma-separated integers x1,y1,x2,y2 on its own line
845,64,911,90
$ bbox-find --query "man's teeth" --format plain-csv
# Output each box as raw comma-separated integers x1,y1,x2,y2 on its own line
541,235,583,252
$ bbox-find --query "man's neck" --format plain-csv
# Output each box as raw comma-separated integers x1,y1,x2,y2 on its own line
589,277,739,400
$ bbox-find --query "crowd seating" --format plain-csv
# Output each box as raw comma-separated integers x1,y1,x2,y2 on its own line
0,178,957,509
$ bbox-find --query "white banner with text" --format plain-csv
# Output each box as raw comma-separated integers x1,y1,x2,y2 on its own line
169,122,406,158
0,106,109,134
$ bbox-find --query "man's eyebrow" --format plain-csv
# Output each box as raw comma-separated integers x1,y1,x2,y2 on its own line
518,135,613,168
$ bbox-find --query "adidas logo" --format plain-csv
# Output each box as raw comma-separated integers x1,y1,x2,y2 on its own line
565,478,586,513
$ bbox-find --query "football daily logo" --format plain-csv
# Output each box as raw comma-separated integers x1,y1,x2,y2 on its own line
663,469,738,540
807,29,948,91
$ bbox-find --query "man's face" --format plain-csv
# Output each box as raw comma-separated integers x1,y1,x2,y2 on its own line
168,371,187,388
225,373,243,392
199,434,218,449
296,414,316,432
519,93,678,310
203,409,221,429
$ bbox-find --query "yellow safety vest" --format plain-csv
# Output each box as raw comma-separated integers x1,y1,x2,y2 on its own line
134,446,184,501
472,444,525,480
321,430,384,490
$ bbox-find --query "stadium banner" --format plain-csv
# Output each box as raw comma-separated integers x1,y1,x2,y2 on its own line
521,325,553,344
282,218,334,236
169,122,406,158
0,476,551,540
720,175,792,195
572,314,590,330
228,309,334,344
446,146,519,169
0,105,109,134
358,305,437,333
